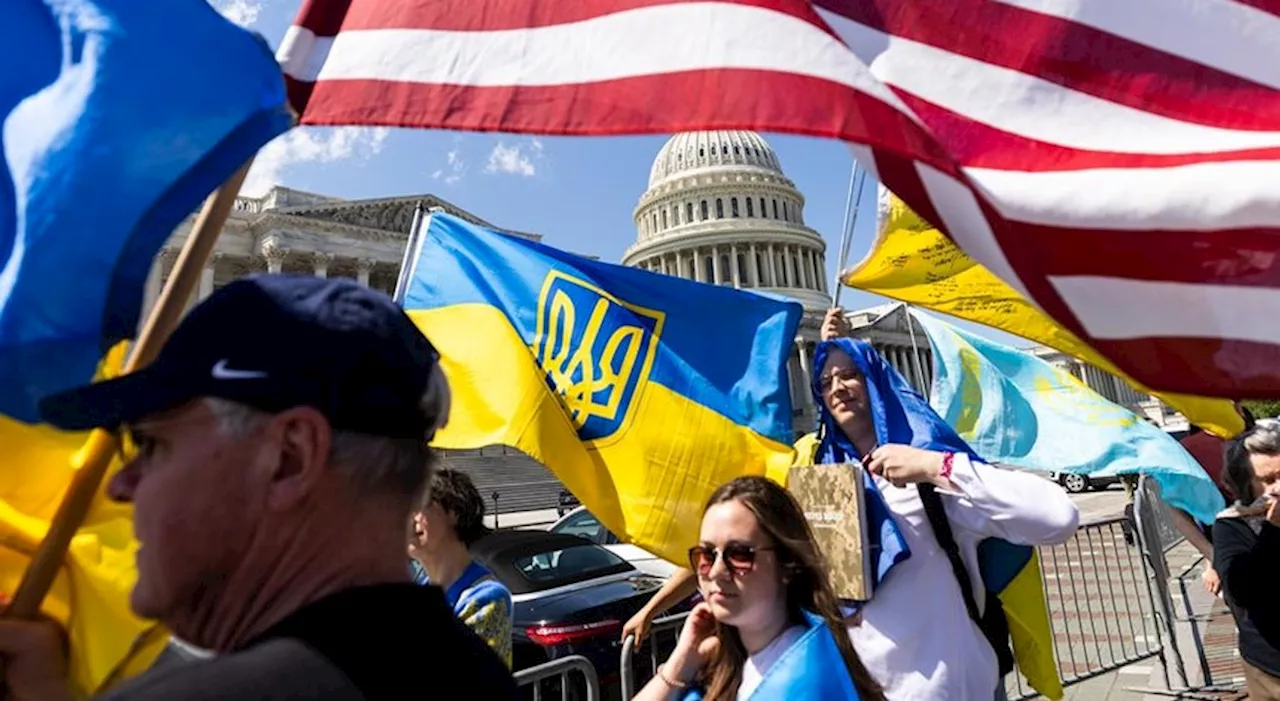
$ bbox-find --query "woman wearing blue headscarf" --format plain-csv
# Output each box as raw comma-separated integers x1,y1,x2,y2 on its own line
624,309,1079,700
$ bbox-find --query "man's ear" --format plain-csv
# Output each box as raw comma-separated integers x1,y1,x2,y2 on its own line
265,406,332,511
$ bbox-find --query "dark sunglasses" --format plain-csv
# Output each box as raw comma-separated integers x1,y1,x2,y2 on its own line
687,542,773,577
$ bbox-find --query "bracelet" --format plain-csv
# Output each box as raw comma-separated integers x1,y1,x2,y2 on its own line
940,451,955,480
656,663,689,689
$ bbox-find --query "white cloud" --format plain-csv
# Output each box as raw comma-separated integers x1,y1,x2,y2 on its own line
484,140,542,177
209,0,266,27
241,127,391,197
430,147,467,186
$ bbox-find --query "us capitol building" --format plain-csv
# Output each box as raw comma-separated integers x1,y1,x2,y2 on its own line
150,130,1185,513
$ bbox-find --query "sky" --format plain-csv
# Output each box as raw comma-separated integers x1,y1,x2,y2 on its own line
209,0,1025,346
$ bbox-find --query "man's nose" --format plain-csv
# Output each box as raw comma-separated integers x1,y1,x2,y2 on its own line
106,460,142,503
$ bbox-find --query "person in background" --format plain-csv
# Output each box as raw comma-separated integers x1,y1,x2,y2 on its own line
408,468,513,667
1175,405,1257,595
627,308,1079,700
1214,423,1280,700
634,476,882,701
0,276,518,700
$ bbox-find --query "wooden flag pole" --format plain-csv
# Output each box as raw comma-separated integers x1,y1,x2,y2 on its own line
4,158,255,619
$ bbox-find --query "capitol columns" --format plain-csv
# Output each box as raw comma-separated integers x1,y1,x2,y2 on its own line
198,252,223,301
730,243,741,287
795,339,814,411
356,258,376,287
747,243,758,287
768,244,779,287
260,236,289,274
711,247,722,284
142,246,178,326
311,252,335,278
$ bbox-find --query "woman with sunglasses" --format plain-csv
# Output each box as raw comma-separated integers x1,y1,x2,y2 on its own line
634,476,883,701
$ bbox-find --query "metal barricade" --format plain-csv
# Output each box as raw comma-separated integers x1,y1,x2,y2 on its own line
514,655,601,701
619,612,691,698
1001,516,1169,700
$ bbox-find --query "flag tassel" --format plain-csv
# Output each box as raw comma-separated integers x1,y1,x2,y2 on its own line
4,157,256,621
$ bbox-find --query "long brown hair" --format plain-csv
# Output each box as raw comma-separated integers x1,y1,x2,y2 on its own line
698,476,884,701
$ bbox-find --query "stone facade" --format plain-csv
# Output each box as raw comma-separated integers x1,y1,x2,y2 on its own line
141,187,539,321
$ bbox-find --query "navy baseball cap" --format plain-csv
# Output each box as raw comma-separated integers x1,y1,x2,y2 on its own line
39,275,442,440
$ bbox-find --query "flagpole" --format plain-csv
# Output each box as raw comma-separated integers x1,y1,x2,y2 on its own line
831,162,859,309
393,203,427,305
3,157,255,621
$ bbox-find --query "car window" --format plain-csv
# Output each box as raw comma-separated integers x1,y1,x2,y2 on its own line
550,510,610,545
509,544,631,592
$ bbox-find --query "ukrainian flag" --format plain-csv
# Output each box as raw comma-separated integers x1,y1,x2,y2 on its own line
0,342,169,695
401,214,801,563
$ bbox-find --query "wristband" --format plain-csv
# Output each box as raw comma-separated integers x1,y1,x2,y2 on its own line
657,663,690,689
940,451,955,480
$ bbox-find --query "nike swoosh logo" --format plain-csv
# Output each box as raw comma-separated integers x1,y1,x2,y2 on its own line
211,359,268,380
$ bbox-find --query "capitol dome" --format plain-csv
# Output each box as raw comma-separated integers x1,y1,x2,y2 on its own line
622,130,831,312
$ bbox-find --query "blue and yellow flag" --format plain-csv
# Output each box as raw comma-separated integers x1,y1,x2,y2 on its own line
0,0,291,423
844,192,1244,438
0,342,169,695
401,214,801,563
912,309,1227,525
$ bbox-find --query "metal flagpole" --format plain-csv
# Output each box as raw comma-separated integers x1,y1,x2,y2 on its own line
832,161,863,309
904,306,931,396
393,203,429,305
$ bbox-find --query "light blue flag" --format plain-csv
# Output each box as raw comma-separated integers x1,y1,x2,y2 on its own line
0,0,292,423
912,309,1226,525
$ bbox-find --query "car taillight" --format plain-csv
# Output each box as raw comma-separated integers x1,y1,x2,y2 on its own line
526,619,622,646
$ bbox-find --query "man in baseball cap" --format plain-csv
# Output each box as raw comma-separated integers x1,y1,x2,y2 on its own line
0,275,518,700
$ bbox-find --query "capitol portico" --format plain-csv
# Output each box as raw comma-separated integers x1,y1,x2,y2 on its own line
622,130,935,435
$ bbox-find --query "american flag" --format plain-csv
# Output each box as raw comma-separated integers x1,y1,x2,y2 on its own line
278,0,1280,398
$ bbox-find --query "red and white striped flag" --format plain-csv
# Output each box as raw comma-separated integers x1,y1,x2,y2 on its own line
279,0,1280,398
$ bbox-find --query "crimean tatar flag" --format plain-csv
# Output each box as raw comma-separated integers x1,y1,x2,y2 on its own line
401,214,801,563
845,192,1247,439
913,309,1227,526
280,0,1280,397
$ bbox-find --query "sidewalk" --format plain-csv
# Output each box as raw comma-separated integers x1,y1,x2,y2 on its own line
1050,542,1246,701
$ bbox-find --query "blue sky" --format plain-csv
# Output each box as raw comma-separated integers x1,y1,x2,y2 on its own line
212,0,1023,345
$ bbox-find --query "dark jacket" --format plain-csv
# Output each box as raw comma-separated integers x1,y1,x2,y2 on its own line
1213,515,1280,677
99,584,519,700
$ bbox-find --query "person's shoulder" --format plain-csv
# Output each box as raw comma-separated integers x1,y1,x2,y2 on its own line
98,639,362,701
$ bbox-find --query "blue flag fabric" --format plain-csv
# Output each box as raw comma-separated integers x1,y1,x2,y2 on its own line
911,309,1226,525
0,0,292,423
680,611,860,700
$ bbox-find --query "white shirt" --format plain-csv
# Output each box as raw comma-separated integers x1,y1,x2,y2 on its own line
847,454,1079,700
738,625,806,700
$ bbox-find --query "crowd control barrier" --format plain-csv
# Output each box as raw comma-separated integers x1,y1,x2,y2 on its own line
514,655,601,701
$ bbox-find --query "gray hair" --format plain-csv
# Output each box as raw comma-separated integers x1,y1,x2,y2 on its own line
1224,422,1280,504
205,363,451,497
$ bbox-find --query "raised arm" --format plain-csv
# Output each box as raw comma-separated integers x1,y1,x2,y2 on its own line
937,453,1080,546
621,568,698,643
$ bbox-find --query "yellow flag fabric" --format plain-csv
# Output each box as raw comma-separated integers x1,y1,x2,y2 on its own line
843,195,1245,438
0,342,166,695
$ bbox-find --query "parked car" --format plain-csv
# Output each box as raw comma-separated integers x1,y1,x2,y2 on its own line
1048,470,1124,494
471,530,686,699
556,489,581,516
549,506,680,578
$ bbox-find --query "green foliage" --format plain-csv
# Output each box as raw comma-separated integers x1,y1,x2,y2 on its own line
1241,399,1280,421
